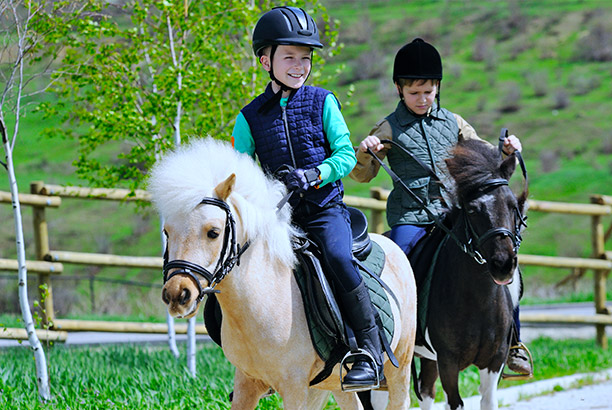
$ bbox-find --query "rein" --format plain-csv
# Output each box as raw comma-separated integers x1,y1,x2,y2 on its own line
162,197,250,302
367,128,528,265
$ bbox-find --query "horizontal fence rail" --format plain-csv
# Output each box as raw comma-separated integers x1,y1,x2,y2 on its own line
0,182,610,347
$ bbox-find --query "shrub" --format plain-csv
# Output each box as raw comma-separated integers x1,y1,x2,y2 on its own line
573,20,612,62
527,71,549,98
498,82,522,113
552,88,570,110
540,150,560,173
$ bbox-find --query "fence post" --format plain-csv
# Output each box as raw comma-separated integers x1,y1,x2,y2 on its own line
370,187,386,234
30,181,55,325
591,212,608,349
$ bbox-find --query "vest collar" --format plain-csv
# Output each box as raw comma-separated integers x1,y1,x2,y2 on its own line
394,101,446,126
263,82,305,102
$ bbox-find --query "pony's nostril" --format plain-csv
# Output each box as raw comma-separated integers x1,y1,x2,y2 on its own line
179,288,191,305
490,254,512,272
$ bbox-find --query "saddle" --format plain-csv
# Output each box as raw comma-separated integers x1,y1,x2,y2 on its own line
203,207,397,385
407,223,448,347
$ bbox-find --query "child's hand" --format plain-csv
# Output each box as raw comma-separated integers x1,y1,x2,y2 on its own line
359,136,385,153
503,134,522,154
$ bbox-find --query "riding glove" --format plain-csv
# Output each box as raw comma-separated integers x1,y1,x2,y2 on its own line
284,167,321,193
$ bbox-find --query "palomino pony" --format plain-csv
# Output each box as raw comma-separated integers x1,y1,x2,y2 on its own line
411,138,528,410
148,138,417,409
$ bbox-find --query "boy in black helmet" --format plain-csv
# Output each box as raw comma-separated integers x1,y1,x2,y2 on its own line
232,6,384,390
350,38,532,377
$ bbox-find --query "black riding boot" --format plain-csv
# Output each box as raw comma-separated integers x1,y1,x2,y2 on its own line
339,281,384,389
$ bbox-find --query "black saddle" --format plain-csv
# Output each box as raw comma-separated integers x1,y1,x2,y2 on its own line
204,207,375,347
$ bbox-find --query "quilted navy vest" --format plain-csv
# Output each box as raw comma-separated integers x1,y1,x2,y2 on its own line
241,84,343,207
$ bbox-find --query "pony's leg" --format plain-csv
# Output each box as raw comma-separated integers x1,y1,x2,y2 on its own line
384,362,412,410
332,390,364,410
417,358,438,410
305,389,332,410
478,366,503,410
230,369,269,410
436,359,463,410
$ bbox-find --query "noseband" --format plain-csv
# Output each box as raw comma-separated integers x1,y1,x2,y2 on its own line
162,197,250,303
460,178,527,265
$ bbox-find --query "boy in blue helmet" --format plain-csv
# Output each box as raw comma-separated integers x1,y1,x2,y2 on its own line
350,38,532,377
232,6,384,390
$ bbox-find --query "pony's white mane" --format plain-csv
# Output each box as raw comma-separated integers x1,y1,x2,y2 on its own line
148,137,296,265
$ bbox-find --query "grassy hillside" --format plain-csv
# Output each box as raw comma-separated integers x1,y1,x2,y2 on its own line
324,0,612,300
1,0,611,319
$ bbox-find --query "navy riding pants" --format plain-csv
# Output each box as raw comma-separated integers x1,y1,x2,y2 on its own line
292,198,362,293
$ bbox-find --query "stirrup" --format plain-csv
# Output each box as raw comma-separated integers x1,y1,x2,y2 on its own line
502,342,534,381
340,348,380,392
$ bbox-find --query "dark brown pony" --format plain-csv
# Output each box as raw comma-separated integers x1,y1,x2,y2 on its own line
412,138,528,410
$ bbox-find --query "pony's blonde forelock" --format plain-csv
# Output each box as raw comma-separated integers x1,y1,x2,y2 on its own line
148,137,296,265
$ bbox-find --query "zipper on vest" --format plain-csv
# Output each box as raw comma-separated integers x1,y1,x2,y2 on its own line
280,104,297,168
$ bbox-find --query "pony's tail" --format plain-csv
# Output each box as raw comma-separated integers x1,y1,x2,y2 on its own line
411,360,423,401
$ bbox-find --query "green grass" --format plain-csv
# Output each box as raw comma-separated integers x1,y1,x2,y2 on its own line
1,337,611,409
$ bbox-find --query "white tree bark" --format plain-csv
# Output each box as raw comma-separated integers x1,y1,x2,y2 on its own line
167,9,197,377
1,119,51,401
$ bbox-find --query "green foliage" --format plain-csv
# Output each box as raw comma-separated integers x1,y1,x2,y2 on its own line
40,0,339,192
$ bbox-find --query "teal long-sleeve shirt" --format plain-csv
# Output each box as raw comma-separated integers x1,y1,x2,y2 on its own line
232,93,356,187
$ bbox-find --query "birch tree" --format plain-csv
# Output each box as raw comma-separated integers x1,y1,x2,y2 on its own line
0,0,94,401
40,0,340,191
38,0,339,374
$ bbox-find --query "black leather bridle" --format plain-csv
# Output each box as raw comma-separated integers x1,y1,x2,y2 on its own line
459,177,527,265
366,128,528,266
162,197,250,303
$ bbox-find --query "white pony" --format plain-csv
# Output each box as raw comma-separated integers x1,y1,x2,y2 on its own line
149,137,417,409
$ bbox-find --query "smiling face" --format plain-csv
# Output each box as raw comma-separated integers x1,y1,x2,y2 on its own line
397,79,438,116
260,45,312,93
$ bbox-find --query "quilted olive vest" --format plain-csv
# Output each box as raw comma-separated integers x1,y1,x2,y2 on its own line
385,102,458,227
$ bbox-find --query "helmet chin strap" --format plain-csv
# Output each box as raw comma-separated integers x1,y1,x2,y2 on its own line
269,45,295,94
258,45,313,114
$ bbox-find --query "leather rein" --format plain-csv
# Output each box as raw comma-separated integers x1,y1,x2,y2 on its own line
367,128,528,265
162,197,250,302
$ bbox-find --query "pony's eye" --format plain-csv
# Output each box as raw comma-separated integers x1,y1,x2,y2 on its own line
207,229,220,239
466,204,478,214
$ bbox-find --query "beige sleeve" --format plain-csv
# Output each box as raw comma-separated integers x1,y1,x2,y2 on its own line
455,113,482,142
455,113,499,149
349,119,393,183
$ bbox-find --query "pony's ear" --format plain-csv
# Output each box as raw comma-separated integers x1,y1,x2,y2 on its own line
500,153,517,180
214,173,236,201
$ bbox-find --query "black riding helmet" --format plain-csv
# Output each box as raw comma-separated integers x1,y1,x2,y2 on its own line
252,6,323,57
393,38,443,111
393,38,442,81
252,6,323,110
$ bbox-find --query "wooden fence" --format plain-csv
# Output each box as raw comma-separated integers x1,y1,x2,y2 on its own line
346,187,612,348
0,182,610,347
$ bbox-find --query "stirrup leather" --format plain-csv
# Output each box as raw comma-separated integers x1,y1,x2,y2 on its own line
502,342,534,381
340,348,380,392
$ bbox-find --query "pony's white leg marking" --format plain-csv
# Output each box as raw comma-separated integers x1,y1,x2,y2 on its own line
478,366,502,410
370,391,389,410
418,394,434,410
506,267,521,308
414,329,437,361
